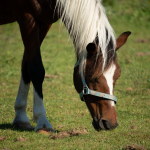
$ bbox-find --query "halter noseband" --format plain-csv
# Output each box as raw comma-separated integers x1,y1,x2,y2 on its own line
74,60,117,104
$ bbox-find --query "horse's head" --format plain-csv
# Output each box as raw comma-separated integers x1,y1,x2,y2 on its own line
73,31,131,131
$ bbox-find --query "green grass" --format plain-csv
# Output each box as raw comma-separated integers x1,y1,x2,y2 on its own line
0,1,150,150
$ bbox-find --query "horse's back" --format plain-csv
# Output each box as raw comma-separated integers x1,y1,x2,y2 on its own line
0,0,16,25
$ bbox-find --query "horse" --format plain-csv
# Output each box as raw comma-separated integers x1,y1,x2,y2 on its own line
0,0,131,132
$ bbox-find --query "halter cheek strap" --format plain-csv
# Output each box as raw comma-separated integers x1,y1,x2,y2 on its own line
74,60,117,104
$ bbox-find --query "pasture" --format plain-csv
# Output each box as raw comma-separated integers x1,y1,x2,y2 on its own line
0,0,150,149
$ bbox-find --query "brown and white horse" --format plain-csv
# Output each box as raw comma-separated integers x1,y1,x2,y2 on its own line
0,0,131,131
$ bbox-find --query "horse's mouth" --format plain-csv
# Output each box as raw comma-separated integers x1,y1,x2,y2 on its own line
92,119,118,131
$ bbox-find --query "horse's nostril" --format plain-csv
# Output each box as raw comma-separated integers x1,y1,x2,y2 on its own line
99,119,105,129
93,118,118,131
102,119,111,130
99,119,110,130
99,119,118,130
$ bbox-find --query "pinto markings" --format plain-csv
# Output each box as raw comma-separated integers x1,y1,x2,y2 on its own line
103,63,116,106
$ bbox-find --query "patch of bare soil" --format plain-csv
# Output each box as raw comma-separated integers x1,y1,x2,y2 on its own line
0,136,7,141
136,52,150,56
49,129,88,139
57,125,64,129
2,83,5,86
16,136,27,141
38,130,50,135
126,88,134,91
72,98,78,101
136,39,149,43
123,144,147,150
2,148,11,150
45,74,58,78
147,89,150,92
130,125,137,130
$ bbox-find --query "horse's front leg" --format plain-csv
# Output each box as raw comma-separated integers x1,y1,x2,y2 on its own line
13,13,54,132
13,50,32,129
13,64,31,129
26,42,54,132
33,24,54,132
28,46,53,132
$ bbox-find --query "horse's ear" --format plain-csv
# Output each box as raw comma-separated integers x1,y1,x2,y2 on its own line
116,31,131,51
86,43,97,54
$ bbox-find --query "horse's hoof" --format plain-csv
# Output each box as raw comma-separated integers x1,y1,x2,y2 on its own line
34,116,54,132
13,122,33,130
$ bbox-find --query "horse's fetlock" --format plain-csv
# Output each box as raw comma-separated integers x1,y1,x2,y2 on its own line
14,100,27,110
33,113,45,123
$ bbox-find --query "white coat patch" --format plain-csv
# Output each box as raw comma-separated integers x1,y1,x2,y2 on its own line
103,64,116,106
33,88,53,131
13,75,30,124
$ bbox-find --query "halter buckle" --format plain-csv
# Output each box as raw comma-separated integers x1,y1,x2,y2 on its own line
83,85,89,95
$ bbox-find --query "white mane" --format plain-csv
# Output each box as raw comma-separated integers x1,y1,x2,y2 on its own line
56,0,116,73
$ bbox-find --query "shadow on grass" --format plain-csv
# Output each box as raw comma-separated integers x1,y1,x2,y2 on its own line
0,123,34,132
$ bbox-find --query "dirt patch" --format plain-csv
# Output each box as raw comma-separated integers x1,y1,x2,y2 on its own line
147,89,150,92
49,129,88,139
130,125,137,130
123,144,147,150
145,119,150,123
16,136,27,141
45,74,58,78
2,148,11,150
72,98,78,101
57,125,64,129
38,130,50,135
136,39,149,43
126,88,134,91
2,83,5,86
136,52,150,56
0,136,7,141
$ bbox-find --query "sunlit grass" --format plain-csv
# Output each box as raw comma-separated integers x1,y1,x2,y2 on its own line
0,1,150,149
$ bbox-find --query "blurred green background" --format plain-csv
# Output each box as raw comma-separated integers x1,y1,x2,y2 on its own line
103,0,150,28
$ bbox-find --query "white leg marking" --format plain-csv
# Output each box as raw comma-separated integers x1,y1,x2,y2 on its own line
13,75,30,124
103,63,116,106
33,87,53,131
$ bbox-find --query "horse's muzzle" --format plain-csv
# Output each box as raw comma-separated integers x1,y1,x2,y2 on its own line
92,118,118,131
